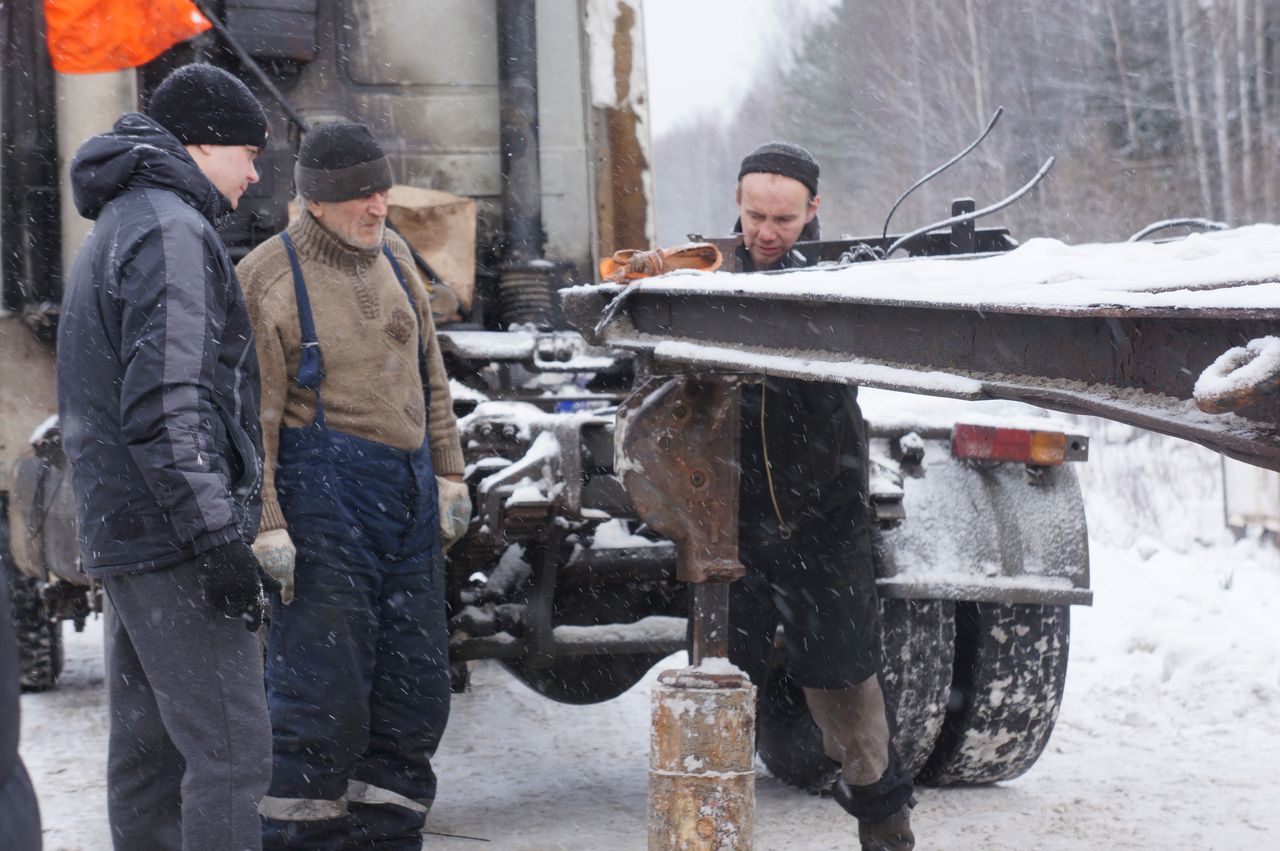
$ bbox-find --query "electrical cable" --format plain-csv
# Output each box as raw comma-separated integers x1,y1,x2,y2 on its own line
1127,217,1228,242
881,106,1004,242
884,156,1055,259
190,0,309,133
759,381,792,540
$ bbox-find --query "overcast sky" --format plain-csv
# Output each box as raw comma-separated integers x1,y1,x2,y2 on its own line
642,0,839,137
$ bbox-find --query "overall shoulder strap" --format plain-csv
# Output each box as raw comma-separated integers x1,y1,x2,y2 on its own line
280,232,326,399
382,243,431,412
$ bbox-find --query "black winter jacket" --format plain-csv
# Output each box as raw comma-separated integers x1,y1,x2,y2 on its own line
734,234,869,542
57,113,263,577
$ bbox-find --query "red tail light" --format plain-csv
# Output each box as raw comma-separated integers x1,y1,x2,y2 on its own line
951,423,1087,465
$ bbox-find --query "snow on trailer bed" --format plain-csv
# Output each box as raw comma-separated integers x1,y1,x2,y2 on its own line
563,225,1280,472
593,223,1280,313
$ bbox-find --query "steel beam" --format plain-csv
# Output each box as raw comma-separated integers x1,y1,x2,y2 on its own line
564,281,1280,471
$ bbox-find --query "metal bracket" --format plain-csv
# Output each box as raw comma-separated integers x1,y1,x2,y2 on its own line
615,375,744,662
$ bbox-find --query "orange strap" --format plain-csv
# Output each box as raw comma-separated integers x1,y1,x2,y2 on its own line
599,242,722,283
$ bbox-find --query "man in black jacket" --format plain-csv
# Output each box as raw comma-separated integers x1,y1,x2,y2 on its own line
729,143,915,850
57,64,276,850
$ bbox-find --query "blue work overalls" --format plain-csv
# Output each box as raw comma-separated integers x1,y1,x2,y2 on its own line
261,233,450,851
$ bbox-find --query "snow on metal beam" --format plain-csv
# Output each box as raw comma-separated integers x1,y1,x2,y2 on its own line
563,225,1280,470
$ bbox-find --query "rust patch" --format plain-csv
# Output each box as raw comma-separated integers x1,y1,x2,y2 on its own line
615,376,744,584
649,673,755,850
596,2,651,266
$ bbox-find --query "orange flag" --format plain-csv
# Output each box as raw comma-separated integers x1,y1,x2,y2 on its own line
45,0,212,74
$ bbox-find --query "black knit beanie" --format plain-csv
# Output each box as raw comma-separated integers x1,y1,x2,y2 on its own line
738,141,820,197
148,64,268,147
294,123,393,203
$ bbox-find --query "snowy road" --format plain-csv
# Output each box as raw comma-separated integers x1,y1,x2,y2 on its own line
19,427,1280,850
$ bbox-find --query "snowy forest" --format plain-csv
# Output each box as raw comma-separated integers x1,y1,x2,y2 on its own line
653,0,1280,246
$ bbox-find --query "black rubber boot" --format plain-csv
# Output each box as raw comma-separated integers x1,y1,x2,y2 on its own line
857,802,915,851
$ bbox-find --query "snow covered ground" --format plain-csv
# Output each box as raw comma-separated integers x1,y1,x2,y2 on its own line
19,419,1280,850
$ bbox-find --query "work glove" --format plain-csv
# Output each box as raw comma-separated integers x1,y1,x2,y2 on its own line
437,476,472,550
253,528,297,605
196,540,280,632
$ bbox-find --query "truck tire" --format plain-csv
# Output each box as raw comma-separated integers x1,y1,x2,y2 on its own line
1,506,62,692
756,597,955,791
7,574,62,692
917,602,1069,786
881,598,955,774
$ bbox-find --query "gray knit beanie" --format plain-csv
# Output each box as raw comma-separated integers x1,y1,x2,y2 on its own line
294,123,393,203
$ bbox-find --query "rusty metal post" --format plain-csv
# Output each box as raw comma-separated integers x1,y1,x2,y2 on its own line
616,376,755,850
649,667,754,850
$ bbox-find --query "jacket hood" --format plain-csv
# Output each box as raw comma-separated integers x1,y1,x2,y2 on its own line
70,112,229,223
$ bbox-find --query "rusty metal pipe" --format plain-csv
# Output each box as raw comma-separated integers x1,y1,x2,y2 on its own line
690,582,730,665
649,667,755,850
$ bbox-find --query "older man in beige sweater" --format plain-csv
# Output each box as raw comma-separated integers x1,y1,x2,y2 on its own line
237,122,468,851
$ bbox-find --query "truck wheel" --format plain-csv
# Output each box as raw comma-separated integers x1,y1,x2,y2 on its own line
881,598,955,775
7,574,62,692
1,508,62,692
503,652,668,705
917,602,1069,786
1,504,61,691
756,597,955,790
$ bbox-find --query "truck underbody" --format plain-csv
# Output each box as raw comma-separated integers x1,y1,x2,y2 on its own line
440,340,1088,787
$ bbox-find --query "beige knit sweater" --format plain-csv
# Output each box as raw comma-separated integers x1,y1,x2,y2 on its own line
237,211,465,533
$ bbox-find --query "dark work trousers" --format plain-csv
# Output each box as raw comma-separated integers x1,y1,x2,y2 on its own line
731,509,914,822
260,235,449,851
102,560,272,850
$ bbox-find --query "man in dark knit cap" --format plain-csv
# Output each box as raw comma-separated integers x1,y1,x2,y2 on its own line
733,140,822,271
726,142,916,849
57,63,275,849
237,122,467,850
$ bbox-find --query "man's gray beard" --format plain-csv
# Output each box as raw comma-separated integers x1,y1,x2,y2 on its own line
339,222,385,250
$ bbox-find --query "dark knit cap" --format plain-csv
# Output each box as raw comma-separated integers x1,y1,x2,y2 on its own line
148,64,268,147
738,141,820,197
295,123,393,203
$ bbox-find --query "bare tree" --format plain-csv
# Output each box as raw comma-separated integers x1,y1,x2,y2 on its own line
1256,0,1275,219
1236,0,1254,218
964,0,989,130
1181,0,1216,215
1207,0,1236,222
905,0,930,184
1166,0,1190,148
653,0,1280,244
1106,0,1142,153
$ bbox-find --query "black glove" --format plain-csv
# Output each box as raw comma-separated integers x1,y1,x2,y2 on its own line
196,540,281,632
